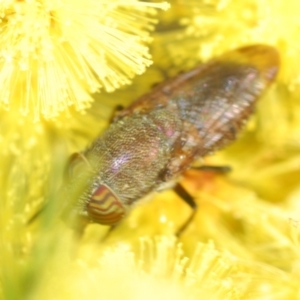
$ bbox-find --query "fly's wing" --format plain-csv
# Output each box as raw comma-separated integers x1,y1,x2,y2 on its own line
116,44,279,160
118,45,279,117
188,44,279,156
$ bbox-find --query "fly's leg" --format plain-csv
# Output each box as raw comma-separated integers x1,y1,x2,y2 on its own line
174,165,231,236
27,205,46,225
192,165,231,173
173,183,197,236
110,105,125,122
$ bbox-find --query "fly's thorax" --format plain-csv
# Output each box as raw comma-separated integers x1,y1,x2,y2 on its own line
147,108,182,143
83,112,181,207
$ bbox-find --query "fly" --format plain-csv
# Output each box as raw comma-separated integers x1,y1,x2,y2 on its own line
62,44,280,233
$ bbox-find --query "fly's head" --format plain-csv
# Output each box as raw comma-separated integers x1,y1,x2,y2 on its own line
62,152,126,227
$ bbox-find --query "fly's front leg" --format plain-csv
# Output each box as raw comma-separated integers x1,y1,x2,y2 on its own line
110,104,125,122
27,205,46,225
174,165,231,236
173,183,197,236
192,165,231,173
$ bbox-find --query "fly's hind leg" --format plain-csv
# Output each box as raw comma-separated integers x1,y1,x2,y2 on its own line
173,183,197,236
174,165,231,236
192,165,231,173
110,105,125,122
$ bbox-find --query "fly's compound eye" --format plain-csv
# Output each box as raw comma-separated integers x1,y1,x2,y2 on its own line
87,184,126,225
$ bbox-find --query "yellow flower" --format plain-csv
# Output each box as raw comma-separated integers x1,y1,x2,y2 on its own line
0,0,169,120
1,0,300,299
32,237,295,299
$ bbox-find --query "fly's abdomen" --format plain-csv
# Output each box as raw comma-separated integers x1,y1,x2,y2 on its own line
84,113,179,205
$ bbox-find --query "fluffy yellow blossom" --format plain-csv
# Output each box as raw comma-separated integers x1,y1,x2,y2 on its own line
0,0,169,120
1,0,300,300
